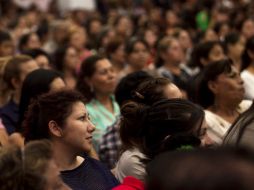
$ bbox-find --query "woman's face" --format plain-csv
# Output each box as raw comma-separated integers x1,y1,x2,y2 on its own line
228,36,246,58
179,30,192,50
27,33,41,49
64,47,80,70
210,66,244,104
111,44,125,64
61,101,95,153
165,39,184,65
242,19,254,39
70,29,87,50
128,42,149,69
49,77,66,92
89,59,117,95
207,44,225,63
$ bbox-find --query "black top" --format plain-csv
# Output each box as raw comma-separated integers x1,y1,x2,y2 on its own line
61,156,119,190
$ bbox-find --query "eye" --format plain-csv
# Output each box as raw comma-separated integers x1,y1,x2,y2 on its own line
78,116,85,121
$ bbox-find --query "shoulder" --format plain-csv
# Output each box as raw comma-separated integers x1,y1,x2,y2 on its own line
238,100,252,113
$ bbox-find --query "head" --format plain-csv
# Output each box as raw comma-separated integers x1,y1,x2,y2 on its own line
68,27,87,51
241,35,254,71
224,32,245,60
0,30,14,57
23,48,51,69
114,15,133,38
189,41,225,69
196,59,244,108
54,45,80,72
125,37,150,70
146,148,254,190
115,71,152,106
134,77,182,105
241,19,254,40
77,55,116,101
213,21,230,39
156,37,184,68
23,90,95,154
3,55,39,91
105,37,125,66
19,32,41,53
19,69,66,131
120,99,205,158
0,140,69,190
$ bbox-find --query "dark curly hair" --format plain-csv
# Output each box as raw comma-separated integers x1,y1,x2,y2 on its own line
23,90,86,142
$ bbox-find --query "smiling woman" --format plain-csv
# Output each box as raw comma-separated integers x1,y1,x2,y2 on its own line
22,90,119,190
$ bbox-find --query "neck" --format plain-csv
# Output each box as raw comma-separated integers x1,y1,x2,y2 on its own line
164,62,181,75
112,61,125,72
209,99,240,122
229,55,241,71
13,90,20,105
63,68,75,77
52,140,83,171
96,93,114,113
247,63,254,74
96,93,111,104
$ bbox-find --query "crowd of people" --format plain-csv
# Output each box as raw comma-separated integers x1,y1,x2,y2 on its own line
1,0,254,189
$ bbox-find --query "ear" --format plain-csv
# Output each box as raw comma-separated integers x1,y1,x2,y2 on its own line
48,120,63,137
200,58,208,66
11,78,21,89
247,50,254,60
208,80,218,94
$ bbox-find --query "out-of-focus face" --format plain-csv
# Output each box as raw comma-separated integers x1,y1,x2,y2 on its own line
35,55,50,69
69,28,87,51
111,44,125,65
163,83,182,99
27,33,41,50
210,66,244,105
242,19,254,40
19,60,39,83
206,44,225,64
165,39,184,65
61,101,95,153
179,30,192,50
0,40,15,56
116,17,133,37
128,42,149,70
203,29,218,42
228,36,246,59
64,47,80,70
144,29,157,48
44,159,71,190
49,77,66,92
89,59,117,95
89,20,102,36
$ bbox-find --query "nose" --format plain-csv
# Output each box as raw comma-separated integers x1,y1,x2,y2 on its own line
88,120,96,133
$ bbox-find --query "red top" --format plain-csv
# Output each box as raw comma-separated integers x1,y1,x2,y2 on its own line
112,176,145,190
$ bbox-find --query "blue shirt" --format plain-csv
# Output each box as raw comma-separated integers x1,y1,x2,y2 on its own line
61,156,119,190
0,99,19,135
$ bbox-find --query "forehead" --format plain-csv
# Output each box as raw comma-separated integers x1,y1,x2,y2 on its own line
70,101,87,114
95,59,112,69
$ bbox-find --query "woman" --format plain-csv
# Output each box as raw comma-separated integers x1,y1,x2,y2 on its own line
224,32,245,71
22,90,119,190
224,100,254,150
241,35,254,99
8,69,66,147
196,59,251,146
77,55,120,150
115,98,209,182
54,45,80,89
118,37,150,80
156,37,189,94
0,140,70,190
